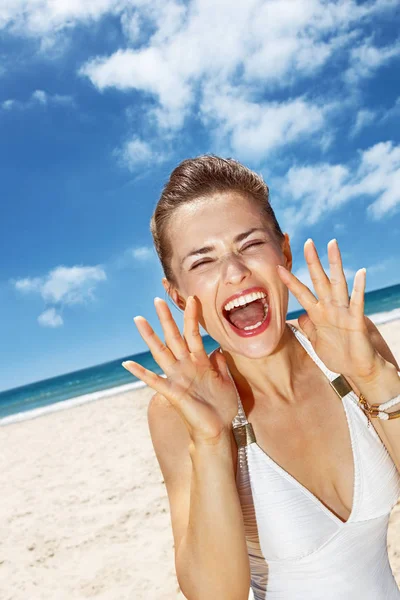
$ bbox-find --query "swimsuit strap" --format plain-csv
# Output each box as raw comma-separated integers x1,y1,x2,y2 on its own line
225,323,355,448
288,323,354,401
288,323,339,380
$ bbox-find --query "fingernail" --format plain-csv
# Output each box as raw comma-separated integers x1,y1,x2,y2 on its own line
121,362,129,369
306,238,313,244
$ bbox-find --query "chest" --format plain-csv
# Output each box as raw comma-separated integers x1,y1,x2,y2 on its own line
234,384,400,562
236,372,355,522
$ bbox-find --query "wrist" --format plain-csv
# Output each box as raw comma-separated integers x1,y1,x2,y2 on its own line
189,428,236,474
349,353,387,388
189,427,233,453
352,360,400,407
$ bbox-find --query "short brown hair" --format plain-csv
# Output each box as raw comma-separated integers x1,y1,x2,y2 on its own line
150,154,284,283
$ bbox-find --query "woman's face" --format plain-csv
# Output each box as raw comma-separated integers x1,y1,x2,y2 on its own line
164,191,292,358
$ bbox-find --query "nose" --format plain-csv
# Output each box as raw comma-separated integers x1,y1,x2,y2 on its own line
222,253,251,286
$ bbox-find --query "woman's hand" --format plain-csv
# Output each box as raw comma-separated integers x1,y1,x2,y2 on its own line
122,296,239,444
277,238,385,383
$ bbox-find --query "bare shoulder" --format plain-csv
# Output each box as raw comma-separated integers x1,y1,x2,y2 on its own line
147,393,192,551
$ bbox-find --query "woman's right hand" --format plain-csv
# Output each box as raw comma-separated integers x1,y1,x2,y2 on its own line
122,296,239,445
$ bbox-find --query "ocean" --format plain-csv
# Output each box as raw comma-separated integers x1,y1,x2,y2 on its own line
2,282,400,426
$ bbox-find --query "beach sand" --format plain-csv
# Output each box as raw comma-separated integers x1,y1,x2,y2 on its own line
1,321,400,600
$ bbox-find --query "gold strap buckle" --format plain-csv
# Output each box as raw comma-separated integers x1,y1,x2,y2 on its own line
329,375,353,399
233,422,256,448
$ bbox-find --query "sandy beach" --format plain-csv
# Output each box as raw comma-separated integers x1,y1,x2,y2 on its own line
2,321,400,600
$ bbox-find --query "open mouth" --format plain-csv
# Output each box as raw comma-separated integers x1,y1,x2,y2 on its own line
222,288,271,337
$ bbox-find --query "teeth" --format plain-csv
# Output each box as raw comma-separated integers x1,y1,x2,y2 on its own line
243,321,262,331
224,290,266,312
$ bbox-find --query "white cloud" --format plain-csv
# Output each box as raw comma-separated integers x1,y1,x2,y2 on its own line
37,307,63,328
131,246,154,261
0,1,186,54
1,0,399,168
278,163,349,229
0,0,126,36
1,89,74,111
32,89,47,104
39,265,107,304
35,90,74,105
1,99,16,109
80,45,193,130
2,0,394,41
115,136,166,171
200,85,325,161
74,0,398,163
12,264,107,325
363,142,400,219
79,0,398,101
276,140,400,233
14,276,42,293
113,245,156,269
350,108,376,138
382,97,400,122
120,11,141,43
345,39,400,84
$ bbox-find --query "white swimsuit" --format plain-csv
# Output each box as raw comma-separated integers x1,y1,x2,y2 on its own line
224,323,400,599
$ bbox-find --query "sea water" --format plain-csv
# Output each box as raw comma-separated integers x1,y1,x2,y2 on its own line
1,283,400,425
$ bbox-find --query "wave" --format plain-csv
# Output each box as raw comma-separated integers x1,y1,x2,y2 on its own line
368,308,400,325
0,379,148,427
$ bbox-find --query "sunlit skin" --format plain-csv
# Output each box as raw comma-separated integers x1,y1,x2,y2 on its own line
162,191,308,403
118,187,400,600
123,189,400,496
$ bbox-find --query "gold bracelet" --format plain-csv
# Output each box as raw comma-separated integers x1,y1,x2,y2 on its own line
355,370,400,425
358,393,400,421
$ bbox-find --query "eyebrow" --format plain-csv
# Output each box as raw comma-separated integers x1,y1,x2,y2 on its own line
181,227,267,266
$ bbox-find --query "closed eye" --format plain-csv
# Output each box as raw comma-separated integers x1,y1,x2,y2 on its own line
190,258,214,270
241,241,265,251
190,241,265,269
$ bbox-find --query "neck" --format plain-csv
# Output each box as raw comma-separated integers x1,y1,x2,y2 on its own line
222,323,308,408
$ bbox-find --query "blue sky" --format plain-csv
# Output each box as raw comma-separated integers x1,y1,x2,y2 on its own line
1,0,400,393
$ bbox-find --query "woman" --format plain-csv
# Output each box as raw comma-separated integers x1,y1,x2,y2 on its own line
122,155,400,599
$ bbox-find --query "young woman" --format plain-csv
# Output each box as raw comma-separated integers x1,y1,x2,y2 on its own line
122,156,400,599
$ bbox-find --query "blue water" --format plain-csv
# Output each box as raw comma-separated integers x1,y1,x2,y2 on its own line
2,283,400,424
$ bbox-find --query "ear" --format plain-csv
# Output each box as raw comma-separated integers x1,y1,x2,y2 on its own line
162,277,186,310
281,233,293,271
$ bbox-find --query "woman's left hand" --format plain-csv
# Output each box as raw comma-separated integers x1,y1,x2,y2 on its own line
277,238,385,383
